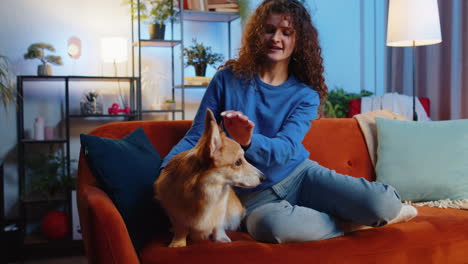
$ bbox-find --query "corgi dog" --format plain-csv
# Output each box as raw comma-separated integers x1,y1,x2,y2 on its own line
155,108,264,247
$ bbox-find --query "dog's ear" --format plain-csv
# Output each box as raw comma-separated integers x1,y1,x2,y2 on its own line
218,120,224,134
203,108,222,159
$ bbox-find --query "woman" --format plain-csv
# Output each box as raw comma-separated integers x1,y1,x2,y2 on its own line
161,0,417,243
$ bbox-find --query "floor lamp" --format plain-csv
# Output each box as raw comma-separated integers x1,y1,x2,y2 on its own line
386,0,442,121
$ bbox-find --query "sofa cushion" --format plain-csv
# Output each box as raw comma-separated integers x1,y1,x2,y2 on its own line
304,118,375,181
375,118,468,202
80,127,164,250
139,206,468,264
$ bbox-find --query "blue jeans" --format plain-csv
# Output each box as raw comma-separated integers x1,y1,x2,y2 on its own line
237,159,402,243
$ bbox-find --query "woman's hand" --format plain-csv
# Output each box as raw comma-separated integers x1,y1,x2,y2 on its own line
221,110,255,147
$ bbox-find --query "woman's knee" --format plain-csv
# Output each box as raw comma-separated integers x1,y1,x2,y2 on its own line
245,201,342,243
362,184,402,226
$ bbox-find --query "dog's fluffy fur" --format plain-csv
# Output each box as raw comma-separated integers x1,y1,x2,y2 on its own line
155,109,264,247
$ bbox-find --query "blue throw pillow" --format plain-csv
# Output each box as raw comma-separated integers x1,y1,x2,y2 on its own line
80,127,166,250
375,118,468,202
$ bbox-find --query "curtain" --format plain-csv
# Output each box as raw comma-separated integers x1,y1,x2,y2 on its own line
386,0,468,120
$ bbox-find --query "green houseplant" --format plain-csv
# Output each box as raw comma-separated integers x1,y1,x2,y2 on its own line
164,99,176,110
324,88,373,118
26,152,74,199
24,43,63,76
125,0,179,40
0,55,16,109
184,39,224,77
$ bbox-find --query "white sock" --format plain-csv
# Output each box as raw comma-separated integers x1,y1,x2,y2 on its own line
388,205,418,225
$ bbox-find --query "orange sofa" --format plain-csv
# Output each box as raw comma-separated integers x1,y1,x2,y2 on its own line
77,119,468,264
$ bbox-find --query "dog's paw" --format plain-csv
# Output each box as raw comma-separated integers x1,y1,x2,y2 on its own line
168,238,187,247
214,235,232,243
213,229,232,243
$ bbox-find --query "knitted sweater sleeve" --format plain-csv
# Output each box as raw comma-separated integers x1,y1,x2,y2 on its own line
244,90,319,167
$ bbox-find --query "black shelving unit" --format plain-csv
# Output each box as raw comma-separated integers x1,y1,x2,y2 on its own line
132,2,240,120
15,75,138,259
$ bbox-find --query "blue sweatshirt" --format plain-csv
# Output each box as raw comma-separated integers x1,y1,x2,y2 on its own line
161,68,319,193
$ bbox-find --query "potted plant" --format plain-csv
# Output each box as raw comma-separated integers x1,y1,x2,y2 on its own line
80,91,103,115
0,55,16,109
183,39,224,77
124,0,179,40
324,87,373,118
24,43,63,76
164,99,176,110
25,152,74,199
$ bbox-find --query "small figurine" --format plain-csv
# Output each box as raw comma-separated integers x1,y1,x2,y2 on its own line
108,103,130,115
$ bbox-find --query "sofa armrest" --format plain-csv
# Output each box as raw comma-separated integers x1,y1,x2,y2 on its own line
77,149,140,264
78,185,140,264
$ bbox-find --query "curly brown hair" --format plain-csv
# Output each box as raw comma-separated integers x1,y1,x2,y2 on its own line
221,0,327,107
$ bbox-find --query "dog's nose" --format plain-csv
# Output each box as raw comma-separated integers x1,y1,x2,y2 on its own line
260,175,267,183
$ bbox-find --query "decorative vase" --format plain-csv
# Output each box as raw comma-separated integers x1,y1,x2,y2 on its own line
37,64,52,76
33,117,45,140
148,23,166,40
194,63,207,77
80,101,103,115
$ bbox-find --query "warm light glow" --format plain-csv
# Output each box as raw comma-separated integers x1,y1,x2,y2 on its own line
67,36,82,59
386,0,442,47
68,44,79,57
101,37,128,63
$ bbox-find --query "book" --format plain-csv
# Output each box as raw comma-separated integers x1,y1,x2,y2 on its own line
207,2,238,9
187,0,207,11
208,7,239,12
207,0,236,4
184,76,212,85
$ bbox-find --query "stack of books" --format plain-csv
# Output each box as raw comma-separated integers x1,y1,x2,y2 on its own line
184,76,212,86
207,1,239,13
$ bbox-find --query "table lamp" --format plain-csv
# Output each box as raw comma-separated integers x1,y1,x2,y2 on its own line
101,37,128,76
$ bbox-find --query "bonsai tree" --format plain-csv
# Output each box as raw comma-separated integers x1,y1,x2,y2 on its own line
0,55,16,109
184,39,224,77
24,43,63,67
24,43,63,75
324,87,373,118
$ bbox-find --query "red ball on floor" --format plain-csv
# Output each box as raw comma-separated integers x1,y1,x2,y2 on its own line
41,211,69,240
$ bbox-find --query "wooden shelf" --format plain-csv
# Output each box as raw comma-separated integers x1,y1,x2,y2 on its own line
135,40,182,47
69,114,137,118
175,85,208,89
21,139,67,144
183,10,240,22
19,76,137,82
21,193,68,204
141,109,184,113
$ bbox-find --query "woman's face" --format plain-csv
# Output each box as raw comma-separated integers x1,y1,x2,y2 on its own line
263,13,296,65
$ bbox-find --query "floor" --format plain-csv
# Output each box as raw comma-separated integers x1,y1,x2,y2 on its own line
11,256,87,264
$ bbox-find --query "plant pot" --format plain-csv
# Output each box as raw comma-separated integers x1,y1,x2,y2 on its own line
80,101,103,115
38,64,52,76
164,102,176,110
194,63,207,77
148,23,166,40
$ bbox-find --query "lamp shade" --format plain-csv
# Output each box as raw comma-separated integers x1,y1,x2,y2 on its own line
101,37,128,63
386,0,442,47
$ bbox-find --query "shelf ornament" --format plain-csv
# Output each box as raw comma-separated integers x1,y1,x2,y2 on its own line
23,43,63,76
